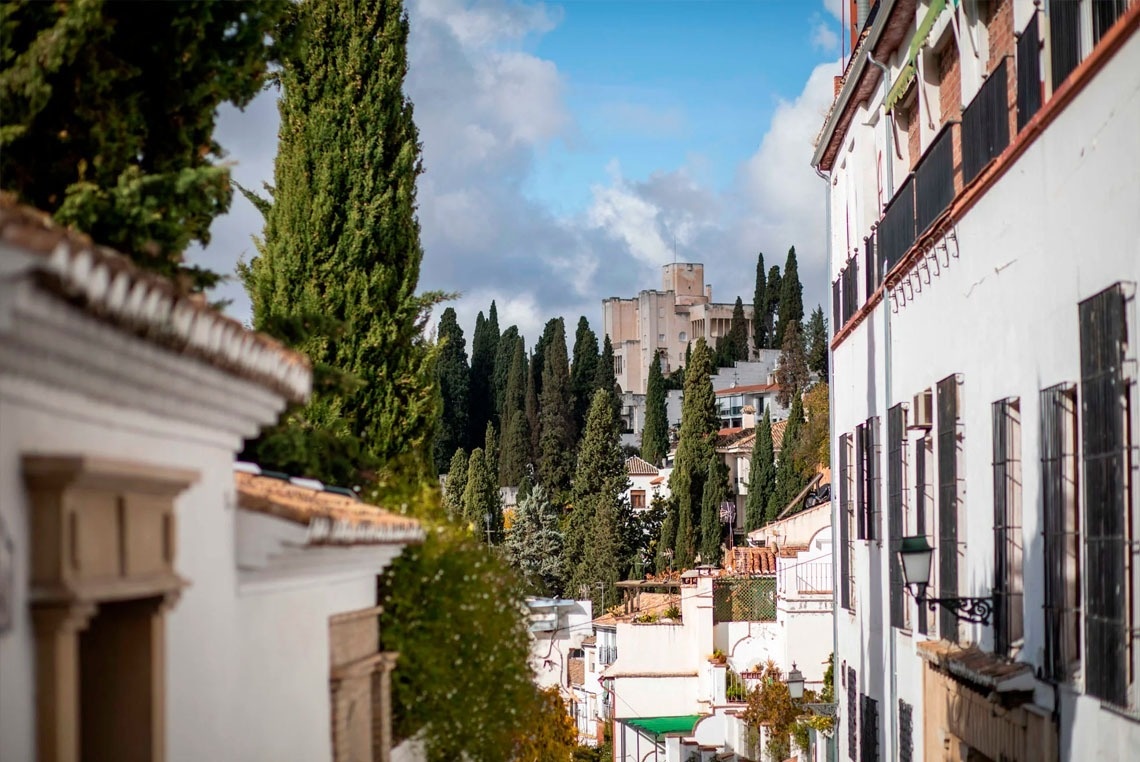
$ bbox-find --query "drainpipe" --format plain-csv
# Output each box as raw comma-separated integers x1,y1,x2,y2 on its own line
867,51,898,762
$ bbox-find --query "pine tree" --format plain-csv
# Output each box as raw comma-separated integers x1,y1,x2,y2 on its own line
670,338,719,569
752,252,768,352
505,484,564,595
774,247,804,349
571,317,601,436
500,342,530,487
764,266,782,349
0,1,287,290
728,296,749,362
767,394,807,522
443,449,469,521
538,318,576,494
493,326,521,425
434,307,470,472
745,409,776,531
774,320,811,408
806,305,829,379
699,451,728,566
240,0,442,488
469,306,499,445
641,351,669,466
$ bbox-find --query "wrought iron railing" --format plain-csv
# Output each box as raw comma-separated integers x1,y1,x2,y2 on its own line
841,257,858,324
914,122,956,237
1048,0,1081,91
1017,14,1041,132
962,59,1010,185
832,277,842,331
877,174,915,276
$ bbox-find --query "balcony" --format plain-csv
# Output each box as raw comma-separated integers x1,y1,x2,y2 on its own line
877,173,915,276
962,58,1011,186
914,121,956,237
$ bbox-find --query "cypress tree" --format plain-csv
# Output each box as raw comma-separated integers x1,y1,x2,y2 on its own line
529,319,559,461
525,351,542,464
538,318,576,494
745,409,776,531
596,334,621,420
699,451,728,566
764,266,781,349
728,296,749,362
807,305,829,379
434,307,470,473
500,342,530,487
657,498,678,572
241,0,442,488
464,447,501,541
774,247,804,348
775,320,810,408
752,252,768,352
768,394,807,522
443,448,469,521
570,317,601,435
469,307,499,445
483,422,499,501
641,351,669,466
0,1,287,290
671,338,719,569
493,325,520,425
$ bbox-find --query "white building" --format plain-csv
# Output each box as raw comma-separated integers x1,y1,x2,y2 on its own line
525,597,593,694
624,455,672,510
0,201,423,761
814,1,1140,760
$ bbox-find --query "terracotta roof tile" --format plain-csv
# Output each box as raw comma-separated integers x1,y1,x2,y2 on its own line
771,420,788,450
0,197,311,402
625,456,659,475
568,657,586,686
235,468,423,545
714,383,779,395
917,641,1035,692
724,547,777,576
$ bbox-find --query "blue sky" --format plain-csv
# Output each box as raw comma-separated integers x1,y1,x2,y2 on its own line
192,0,845,344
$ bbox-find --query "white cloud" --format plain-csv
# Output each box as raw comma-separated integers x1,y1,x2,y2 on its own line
822,0,845,22
811,20,841,53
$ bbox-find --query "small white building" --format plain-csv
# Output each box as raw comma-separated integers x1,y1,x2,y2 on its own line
525,597,593,693
624,455,672,510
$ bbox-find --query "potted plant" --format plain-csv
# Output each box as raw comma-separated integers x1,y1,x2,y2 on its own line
709,648,727,665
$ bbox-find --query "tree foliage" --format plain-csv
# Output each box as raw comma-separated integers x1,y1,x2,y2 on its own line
774,320,810,408
668,338,719,569
443,448,468,520
570,316,600,435
434,307,469,472
699,451,728,566
500,341,530,487
0,0,288,290
464,447,501,540
538,318,576,495
504,484,564,596
641,351,669,467
752,252,769,351
514,686,578,762
741,660,802,762
240,0,442,490
793,382,830,472
745,408,776,531
768,394,807,522
728,296,750,362
469,305,500,444
493,325,521,426
806,305,829,379
773,246,803,349
764,265,781,348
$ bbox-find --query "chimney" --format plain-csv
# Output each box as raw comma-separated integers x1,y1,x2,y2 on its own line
705,285,712,300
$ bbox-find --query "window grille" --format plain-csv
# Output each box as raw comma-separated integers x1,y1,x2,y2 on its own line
1048,0,1081,91
857,418,881,542
712,577,777,622
839,433,854,611
1079,283,1133,707
847,668,857,761
859,694,879,762
962,59,1010,185
856,423,867,539
915,434,931,636
833,277,843,333
878,174,915,276
888,405,908,629
914,123,956,237
864,235,876,300
1017,13,1042,132
992,398,1024,657
1041,382,1080,683
937,374,962,641
898,700,913,762
842,258,860,324
1092,0,1130,43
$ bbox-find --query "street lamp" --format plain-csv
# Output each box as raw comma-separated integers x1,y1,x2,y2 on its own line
897,534,993,625
484,512,493,545
786,663,804,700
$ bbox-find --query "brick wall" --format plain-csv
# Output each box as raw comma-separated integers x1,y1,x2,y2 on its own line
939,43,963,191
985,0,1019,147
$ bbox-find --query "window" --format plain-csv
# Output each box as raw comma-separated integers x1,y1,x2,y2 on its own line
898,700,913,762
839,433,854,611
856,418,881,541
915,434,932,636
859,694,879,762
937,374,962,641
888,404,909,630
679,331,687,342
614,355,623,374
1049,0,1130,93
1079,283,1134,707
847,667,858,761
658,333,665,344
630,490,646,510
1041,382,1080,683
992,398,1024,657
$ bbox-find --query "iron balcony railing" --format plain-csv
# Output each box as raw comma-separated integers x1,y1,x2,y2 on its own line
877,174,915,276
962,59,1011,186
1049,0,1081,91
914,121,956,237
1017,13,1041,132
841,257,858,324
863,234,877,297
832,277,842,331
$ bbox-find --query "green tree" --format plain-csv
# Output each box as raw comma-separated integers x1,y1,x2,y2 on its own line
571,316,600,436
443,448,469,520
240,0,443,489
699,451,728,565
499,341,530,487
434,307,469,472
671,338,719,568
492,325,520,425
764,265,782,348
745,409,776,531
504,483,564,595
774,319,811,408
464,447,501,541
806,305,829,379
483,422,499,503
641,351,669,466
767,393,807,522
774,246,803,348
0,0,288,290
469,305,499,444
752,252,769,351
539,318,576,494
729,296,750,361
793,382,831,473
525,351,542,464
742,660,802,762
528,319,559,462
656,496,679,572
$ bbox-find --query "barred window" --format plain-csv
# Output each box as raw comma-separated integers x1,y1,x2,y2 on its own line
859,694,879,762
1079,283,1134,708
915,434,932,636
992,398,1024,657
839,433,854,611
857,418,881,541
898,700,913,762
847,667,857,761
888,404,909,630
936,374,962,642
1041,383,1080,683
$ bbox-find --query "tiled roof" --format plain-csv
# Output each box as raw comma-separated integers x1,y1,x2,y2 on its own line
568,657,586,686
724,547,777,576
714,382,779,396
771,419,788,450
625,456,659,475
235,465,424,545
0,197,311,402
917,640,1036,692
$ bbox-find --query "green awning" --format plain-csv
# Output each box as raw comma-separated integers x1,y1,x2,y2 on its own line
624,715,704,740
885,0,949,112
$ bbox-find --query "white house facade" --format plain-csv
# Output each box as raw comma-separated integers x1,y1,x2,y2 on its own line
815,2,1140,761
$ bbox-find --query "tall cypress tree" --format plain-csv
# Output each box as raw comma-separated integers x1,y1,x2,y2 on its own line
570,317,600,436
767,394,807,522
500,341,530,487
764,265,781,349
699,451,728,566
469,306,499,445
774,247,804,349
529,319,559,461
241,0,442,488
752,252,768,352
434,307,470,473
641,351,669,466
595,334,621,421
493,325,520,426
538,318,576,494
728,296,749,362
443,448,469,520
670,338,719,569
745,409,776,531
806,305,829,379
775,320,810,408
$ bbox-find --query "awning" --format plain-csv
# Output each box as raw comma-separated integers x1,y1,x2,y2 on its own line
885,0,949,112
623,715,703,740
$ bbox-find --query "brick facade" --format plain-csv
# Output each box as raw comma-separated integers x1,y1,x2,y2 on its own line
985,0,1020,146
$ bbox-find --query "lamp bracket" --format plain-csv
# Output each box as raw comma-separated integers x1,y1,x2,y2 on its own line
921,594,994,625
803,702,839,718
